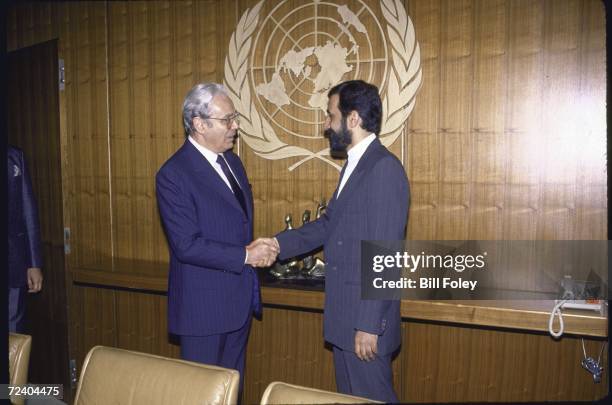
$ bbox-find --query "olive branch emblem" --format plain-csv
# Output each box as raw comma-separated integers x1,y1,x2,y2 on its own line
224,0,422,171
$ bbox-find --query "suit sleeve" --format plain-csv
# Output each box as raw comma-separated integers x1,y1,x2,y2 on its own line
355,157,409,335
275,196,337,260
156,167,247,274
20,151,43,269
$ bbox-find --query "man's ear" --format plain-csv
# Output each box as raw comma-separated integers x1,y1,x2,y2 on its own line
193,117,208,134
347,110,362,130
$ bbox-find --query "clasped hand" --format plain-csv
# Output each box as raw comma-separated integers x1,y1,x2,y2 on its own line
246,237,280,267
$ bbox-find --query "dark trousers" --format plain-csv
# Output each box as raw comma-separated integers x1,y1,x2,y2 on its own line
180,315,252,396
333,345,399,403
8,287,26,333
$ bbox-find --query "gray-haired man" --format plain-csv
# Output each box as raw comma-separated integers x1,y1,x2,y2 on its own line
156,83,278,393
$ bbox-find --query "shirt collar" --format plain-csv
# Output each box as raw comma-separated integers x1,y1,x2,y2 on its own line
188,135,222,166
347,133,376,164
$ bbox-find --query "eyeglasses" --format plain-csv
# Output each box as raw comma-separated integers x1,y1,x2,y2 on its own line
206,112,240,129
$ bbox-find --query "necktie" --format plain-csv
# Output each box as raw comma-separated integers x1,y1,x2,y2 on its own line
216,155,261,316
216,154,248,216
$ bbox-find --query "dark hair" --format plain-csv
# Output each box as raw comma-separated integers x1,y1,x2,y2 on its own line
328,80,382,135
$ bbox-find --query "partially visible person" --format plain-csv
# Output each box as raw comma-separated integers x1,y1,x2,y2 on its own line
8,145,43,333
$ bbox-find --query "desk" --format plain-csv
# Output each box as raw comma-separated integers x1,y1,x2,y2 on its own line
71,263,608,402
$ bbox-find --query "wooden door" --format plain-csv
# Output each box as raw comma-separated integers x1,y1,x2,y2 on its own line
7,39,71,400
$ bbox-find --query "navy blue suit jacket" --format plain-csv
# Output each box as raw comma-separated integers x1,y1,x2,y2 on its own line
8,145,43,288
156,140,256,336
276,138,409,355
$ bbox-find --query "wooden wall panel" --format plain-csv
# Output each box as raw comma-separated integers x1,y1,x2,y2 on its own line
62,8,114,394
6,2,61,51
108,1,142,262
243,308,337,404
7,0,607,263
107,0,237,267
9,0,604,262
61,2,112,268
245,304,608,403
405,0,441,241
149,2,178,264
402,321,608,402
70,285,117,367
115,290,180,358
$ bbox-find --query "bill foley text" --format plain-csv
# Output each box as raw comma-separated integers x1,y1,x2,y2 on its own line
373,277,478,291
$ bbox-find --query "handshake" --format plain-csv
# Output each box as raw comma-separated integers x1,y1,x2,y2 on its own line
245,237,280,268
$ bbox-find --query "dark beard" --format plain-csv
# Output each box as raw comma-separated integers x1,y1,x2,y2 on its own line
324,118,352,158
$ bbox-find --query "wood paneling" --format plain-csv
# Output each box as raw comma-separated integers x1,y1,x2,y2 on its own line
106,1,237,266
65,280,610,403
244,308,336,404
402,321,607,402
69,267,610,338
7,1,607,403
7,0,607,251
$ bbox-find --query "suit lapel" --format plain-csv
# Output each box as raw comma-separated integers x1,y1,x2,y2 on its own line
331,163,348,202
333,138,380,209
183,141,247,219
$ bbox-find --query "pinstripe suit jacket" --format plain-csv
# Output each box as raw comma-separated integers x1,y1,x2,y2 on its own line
156,140,256,336
276,138,409,355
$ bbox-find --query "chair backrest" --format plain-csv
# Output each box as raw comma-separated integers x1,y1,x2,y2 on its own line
74,346,240,405
8,333,32,405
260,381,382,404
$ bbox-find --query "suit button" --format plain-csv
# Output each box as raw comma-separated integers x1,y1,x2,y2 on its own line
337,240,343,246
332,266,337,271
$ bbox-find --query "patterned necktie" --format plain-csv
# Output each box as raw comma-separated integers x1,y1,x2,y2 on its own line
216,154,248,216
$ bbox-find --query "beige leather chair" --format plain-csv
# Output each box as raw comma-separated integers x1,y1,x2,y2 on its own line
74,346,239,405
260,381,383,404
8,333,32,405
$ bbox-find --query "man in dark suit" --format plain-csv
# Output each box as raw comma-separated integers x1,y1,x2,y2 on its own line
8,145,44,333
255,80,409,402
156,83,278,391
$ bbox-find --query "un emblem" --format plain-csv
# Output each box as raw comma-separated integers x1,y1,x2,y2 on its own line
224,0,422,171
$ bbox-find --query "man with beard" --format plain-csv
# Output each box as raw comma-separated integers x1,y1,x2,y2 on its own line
251,80,409,402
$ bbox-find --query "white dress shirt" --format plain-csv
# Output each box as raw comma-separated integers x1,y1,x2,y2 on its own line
336,133,376,197
188,136,249,263
188,136,238,193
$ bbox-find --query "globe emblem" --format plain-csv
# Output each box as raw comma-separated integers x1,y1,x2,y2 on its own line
225,0,422,170
249,0,389,139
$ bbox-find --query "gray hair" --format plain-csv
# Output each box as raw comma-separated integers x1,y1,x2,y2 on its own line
182,83,228,136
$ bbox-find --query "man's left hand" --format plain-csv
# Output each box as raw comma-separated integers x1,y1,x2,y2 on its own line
355,330,378,361
27,267,43,293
